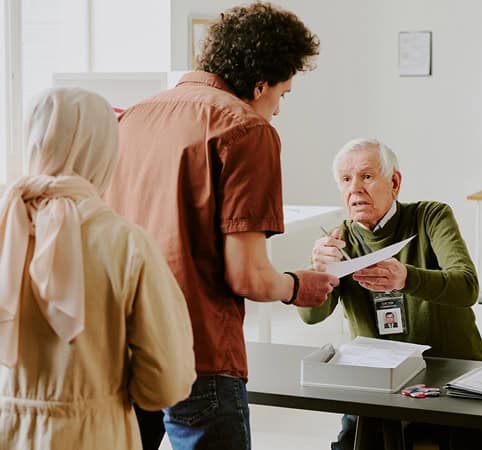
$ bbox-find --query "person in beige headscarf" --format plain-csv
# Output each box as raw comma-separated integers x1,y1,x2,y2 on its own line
0,87,196,450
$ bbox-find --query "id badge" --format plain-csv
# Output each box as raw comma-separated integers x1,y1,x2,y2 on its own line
373,292,407,335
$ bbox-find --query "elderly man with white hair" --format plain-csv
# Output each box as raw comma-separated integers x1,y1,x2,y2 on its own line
299,138,482,450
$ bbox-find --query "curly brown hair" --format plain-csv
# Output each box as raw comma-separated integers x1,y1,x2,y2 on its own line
196,2,320,99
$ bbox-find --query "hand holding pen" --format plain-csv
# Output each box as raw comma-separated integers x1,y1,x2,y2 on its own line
319,226,351,261
311,226,350,272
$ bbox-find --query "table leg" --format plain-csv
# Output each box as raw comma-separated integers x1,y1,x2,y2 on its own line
354,417,405,450
382,419,405,450
354,417,378,450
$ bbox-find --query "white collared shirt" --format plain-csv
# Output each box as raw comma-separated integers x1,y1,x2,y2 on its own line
358,200,397,231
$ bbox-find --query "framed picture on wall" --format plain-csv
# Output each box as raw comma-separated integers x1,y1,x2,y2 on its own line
399,31,432,76
189,17,214,69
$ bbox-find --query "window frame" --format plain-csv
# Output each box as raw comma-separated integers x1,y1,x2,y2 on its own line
1,0,23,192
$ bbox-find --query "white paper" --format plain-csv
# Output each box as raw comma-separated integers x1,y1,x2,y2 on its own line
399,31,431,76
326,235,416,278
329,336,430,368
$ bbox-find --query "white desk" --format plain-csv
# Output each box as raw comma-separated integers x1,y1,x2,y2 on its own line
282,205,342,233
246,204,345,343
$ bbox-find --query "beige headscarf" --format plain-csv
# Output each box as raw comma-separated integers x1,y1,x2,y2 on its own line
0,87,119,367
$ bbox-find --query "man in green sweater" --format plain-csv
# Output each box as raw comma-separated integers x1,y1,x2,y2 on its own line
300,138,482,450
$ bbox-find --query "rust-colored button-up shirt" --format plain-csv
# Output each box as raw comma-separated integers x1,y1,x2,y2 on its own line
106,72,284,379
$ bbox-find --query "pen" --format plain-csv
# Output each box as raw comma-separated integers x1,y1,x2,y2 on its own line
319,225,351,261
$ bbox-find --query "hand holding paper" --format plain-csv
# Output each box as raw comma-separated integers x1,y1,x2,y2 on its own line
325,235,416,279
353,257,408,291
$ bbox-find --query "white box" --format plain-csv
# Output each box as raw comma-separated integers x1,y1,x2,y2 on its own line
301,346,426,393
52,72,168,109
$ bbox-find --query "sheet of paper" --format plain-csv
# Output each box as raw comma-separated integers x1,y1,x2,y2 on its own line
329,336,430,368
325,235,416,278
399,31,431,76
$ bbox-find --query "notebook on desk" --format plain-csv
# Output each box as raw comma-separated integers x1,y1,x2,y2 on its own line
445,367,482,400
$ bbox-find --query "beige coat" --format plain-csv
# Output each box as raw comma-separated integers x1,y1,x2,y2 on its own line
0,210,196,450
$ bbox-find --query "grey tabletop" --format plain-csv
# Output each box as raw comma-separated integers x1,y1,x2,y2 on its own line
246,341,482,430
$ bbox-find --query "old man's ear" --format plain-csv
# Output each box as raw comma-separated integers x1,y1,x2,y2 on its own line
392,170,402,196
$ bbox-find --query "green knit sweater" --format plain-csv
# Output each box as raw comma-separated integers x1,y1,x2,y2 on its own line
298,201,482,360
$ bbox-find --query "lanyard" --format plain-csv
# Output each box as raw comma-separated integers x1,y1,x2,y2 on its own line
351,223,394,296
350,224,407,335
351,223,374,255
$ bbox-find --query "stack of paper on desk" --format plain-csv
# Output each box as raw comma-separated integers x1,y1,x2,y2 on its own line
445,368,482,400
301,336,430,393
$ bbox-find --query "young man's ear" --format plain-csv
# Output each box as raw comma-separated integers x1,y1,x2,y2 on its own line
253,82,267,100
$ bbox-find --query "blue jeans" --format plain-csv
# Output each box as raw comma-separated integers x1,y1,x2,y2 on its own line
331,414,357,450
163,375,251,450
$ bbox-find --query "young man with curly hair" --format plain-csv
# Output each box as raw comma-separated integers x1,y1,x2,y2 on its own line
106,3,338,449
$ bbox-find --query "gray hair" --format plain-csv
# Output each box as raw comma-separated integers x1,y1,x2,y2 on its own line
332,138,399,186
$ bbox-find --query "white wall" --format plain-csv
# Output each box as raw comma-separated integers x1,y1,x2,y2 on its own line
270,1,382,207
170,0,482,262
92,0,170,71
58,0,89,72
376,0,482,261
